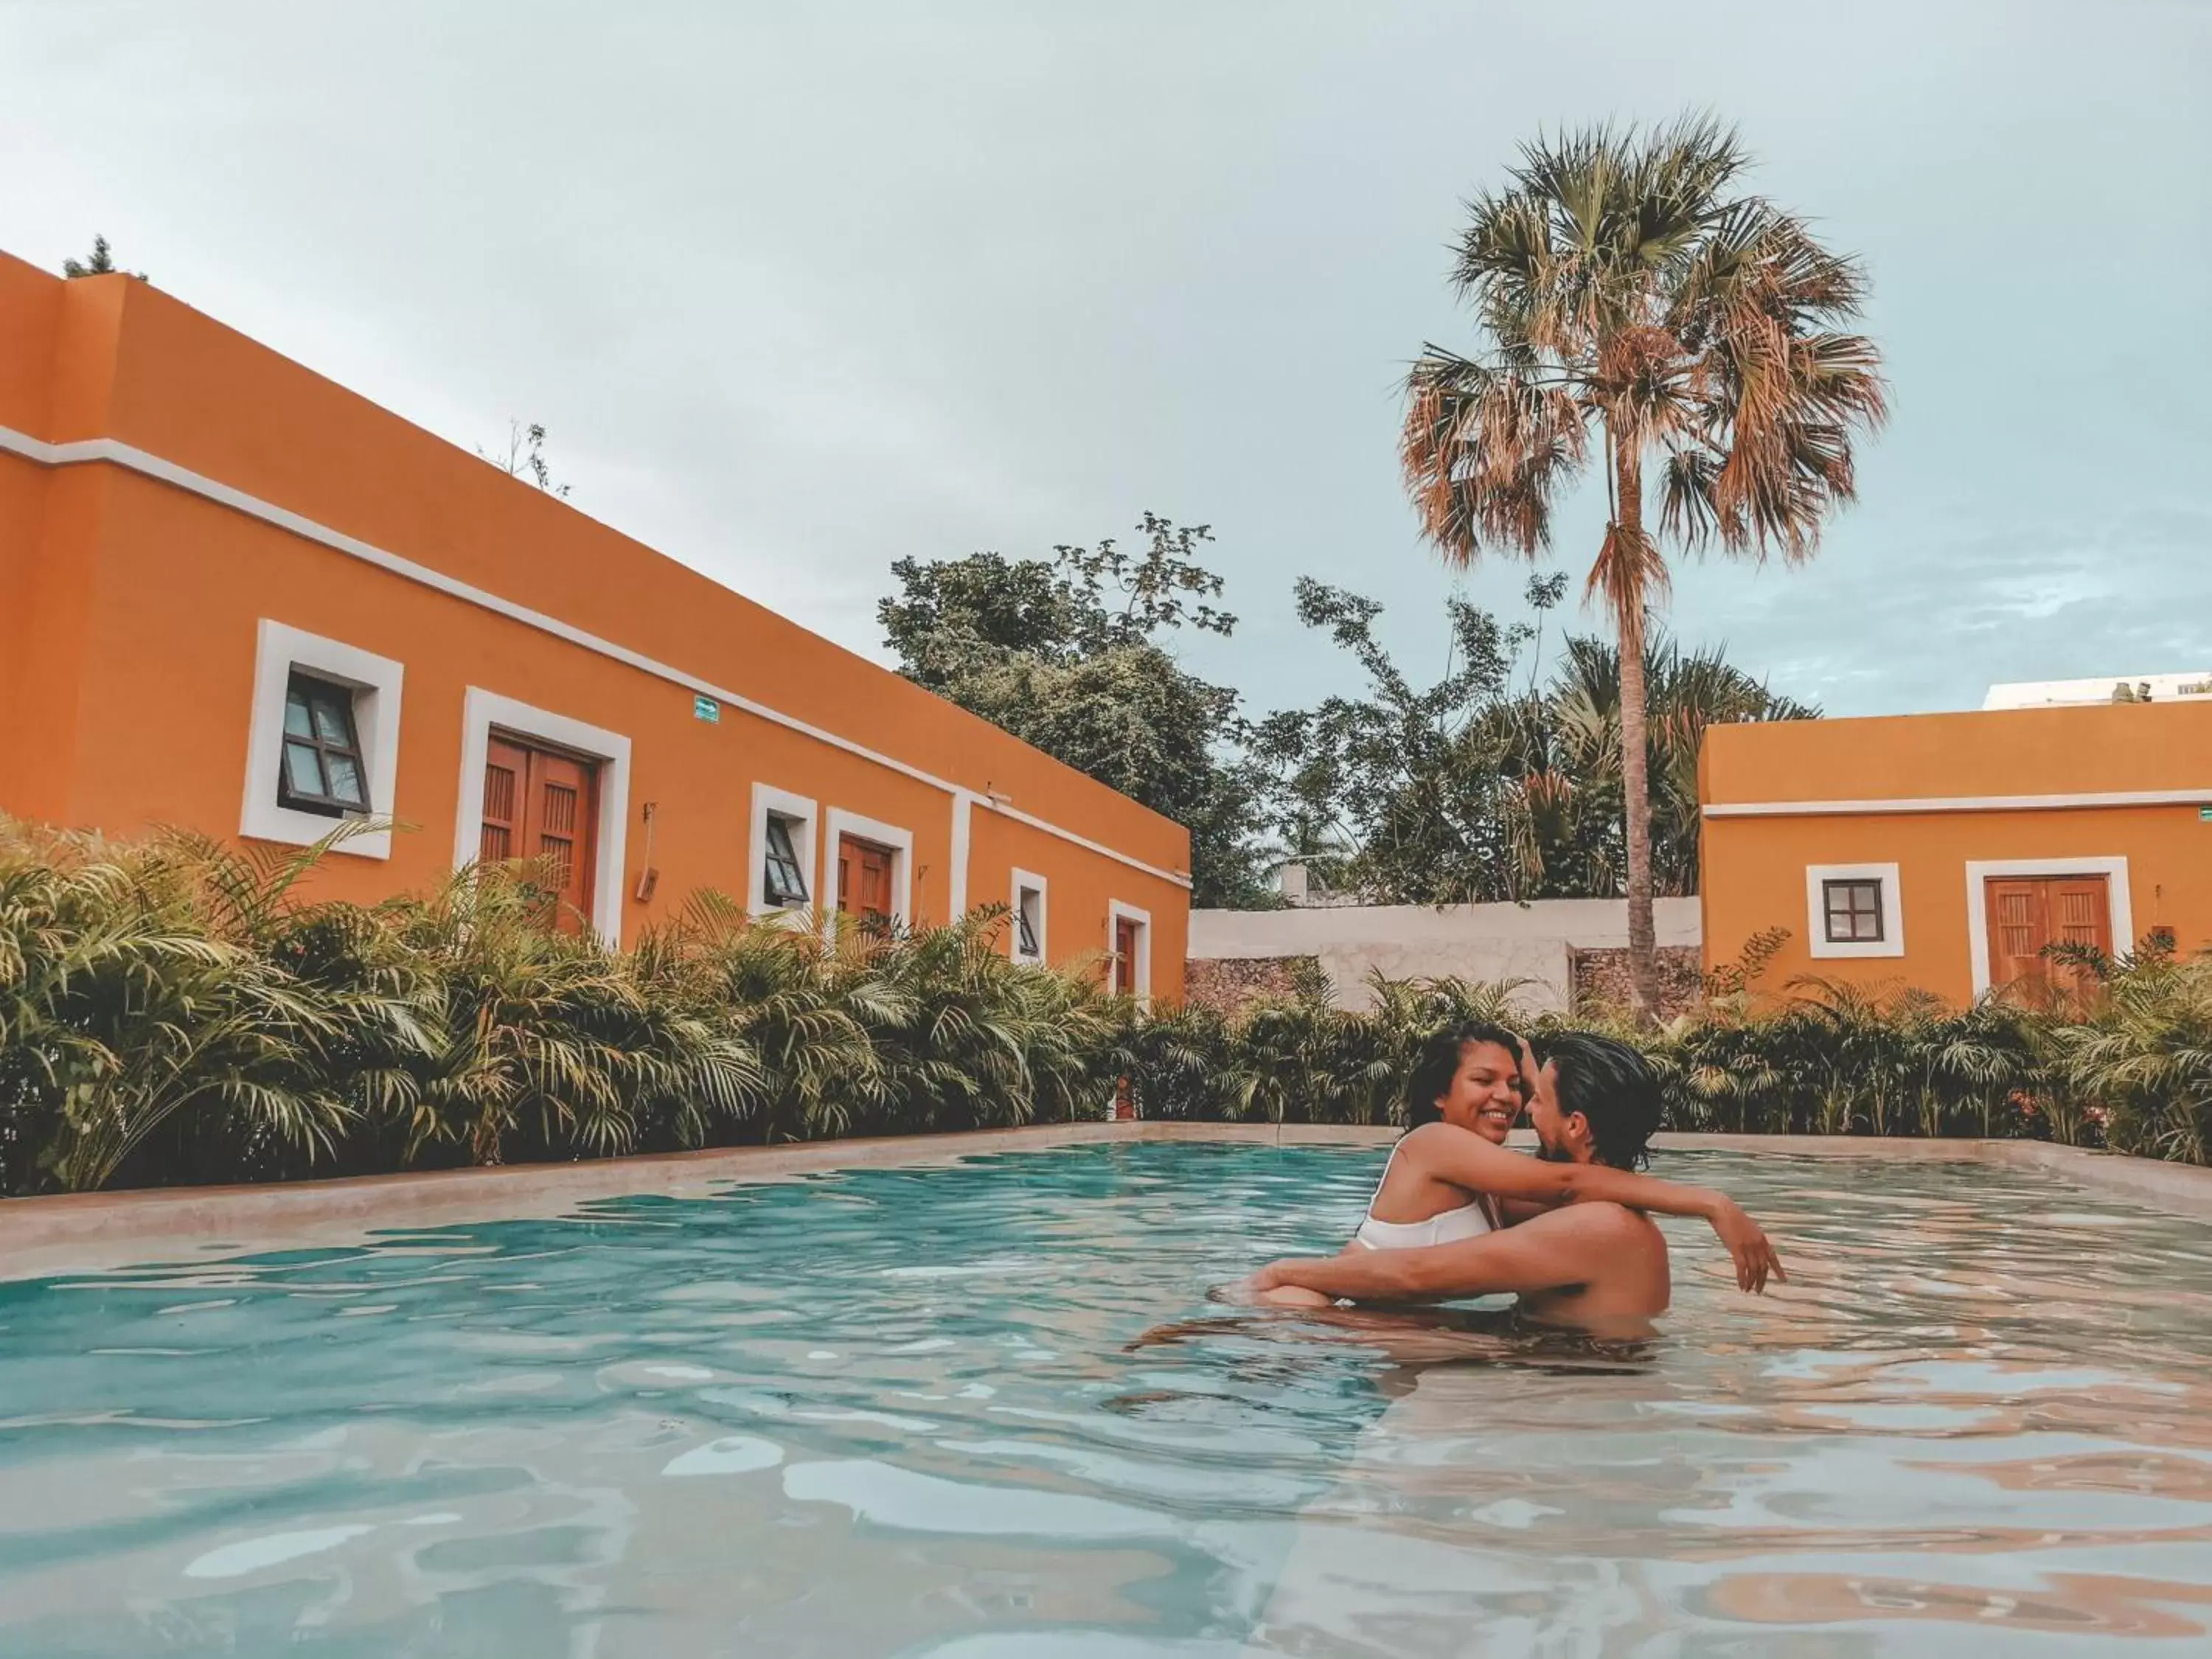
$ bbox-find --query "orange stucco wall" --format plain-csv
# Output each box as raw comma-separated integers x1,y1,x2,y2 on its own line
1700,703,2212,1002
0,252,1189,995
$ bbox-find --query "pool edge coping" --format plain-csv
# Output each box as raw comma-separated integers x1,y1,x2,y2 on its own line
2,1124,2206,1278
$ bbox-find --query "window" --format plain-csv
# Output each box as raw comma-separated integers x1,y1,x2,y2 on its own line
1011,869,1047,963
1804,863,1905,960
749,785,820,919
276,673,372,817
838,834,897,922
1822,877,1884,944
1107,900,1152,1001
241,620,403,859
821,808,914,931
763,815,810,907
480,732,600,933
454,689,631,945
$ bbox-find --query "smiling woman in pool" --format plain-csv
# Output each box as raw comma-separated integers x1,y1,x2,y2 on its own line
1251,1020,1783,1308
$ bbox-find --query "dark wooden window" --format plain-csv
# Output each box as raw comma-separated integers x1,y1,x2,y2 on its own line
836,834,896,922
1113,914,1144,995
1822,878,1884,943
278,672,370,817
762,816,810,907
481,732,599,933
1015,886,1043,959
1986,874,2111,1006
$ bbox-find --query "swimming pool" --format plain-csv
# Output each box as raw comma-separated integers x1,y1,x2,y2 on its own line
2,1143,2209,1655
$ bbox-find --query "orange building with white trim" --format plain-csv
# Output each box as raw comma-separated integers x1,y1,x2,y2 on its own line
1700,695,2212,1004
0,252,1187,997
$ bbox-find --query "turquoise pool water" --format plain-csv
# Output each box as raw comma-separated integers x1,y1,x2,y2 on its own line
3,1144,2210,1656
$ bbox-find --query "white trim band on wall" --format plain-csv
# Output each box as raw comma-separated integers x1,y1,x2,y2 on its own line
0,422,1192,892
1706,789,2212,819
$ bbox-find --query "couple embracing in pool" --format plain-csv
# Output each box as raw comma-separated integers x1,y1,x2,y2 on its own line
1229,1022,1785,1338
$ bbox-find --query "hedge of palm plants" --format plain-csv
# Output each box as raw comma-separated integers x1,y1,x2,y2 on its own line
3,821,2206,1194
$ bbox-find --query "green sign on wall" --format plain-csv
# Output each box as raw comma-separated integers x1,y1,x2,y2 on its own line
693,694,720,724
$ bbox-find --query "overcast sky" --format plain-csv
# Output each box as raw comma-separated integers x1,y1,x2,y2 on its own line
6,1,2208,720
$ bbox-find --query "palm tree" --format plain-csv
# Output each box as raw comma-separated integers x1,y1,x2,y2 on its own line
1400,116,1885,1017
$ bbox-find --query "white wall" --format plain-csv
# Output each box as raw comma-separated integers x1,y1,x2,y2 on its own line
1188,897,1703,1015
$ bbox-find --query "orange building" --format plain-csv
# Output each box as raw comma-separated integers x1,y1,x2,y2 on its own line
0,252,1188,999
1699,697,2212,1004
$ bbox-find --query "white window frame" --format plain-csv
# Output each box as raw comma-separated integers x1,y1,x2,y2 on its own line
453,688,632,945
821,807,914,929
749,784,820,919
1964,855,2133,996
1010,868,1048,964
1804,862,1905,959
240,619,404,860
1107,900,1152,1004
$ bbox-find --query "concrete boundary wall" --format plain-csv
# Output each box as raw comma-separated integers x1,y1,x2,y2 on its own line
1187,897,1701,1014
2,1124,2205,1279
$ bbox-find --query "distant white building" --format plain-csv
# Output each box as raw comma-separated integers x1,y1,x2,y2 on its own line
1984,672,2212,710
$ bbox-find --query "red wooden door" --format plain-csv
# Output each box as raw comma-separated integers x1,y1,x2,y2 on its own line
837,835,895,921
481,734,598,933
1113,916,1143,996
1986,875,2109,1003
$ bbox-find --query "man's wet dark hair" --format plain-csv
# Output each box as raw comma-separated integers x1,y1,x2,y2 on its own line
1527,1031,1661,1169
1405,1020,1524,1128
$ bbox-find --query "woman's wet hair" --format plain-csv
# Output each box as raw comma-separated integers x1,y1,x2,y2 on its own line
1526,1031,1661,1169
1405,1020,1525,1127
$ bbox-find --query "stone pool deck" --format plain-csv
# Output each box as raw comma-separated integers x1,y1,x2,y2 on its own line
1,1124,2208,1280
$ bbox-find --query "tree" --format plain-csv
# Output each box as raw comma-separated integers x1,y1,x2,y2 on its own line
480,420,571,498
1399,116,1885,1017
1251,579,1530,904
62,235,144,280
1252,581,1813,906
879,515,1276,909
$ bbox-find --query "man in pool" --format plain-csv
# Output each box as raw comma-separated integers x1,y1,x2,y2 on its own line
1237,1032,1689,1338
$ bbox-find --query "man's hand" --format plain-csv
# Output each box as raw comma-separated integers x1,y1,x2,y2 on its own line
1709,1200,1786,1294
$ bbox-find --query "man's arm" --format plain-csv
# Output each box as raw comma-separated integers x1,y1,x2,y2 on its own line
1408,1127,1783,1293
1251,1206,1621,1304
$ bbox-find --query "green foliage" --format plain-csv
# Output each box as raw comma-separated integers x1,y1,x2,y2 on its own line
6,822,2205,1197
1400,115,1885,1015
0,822,1129,1194
1254,587,1812,902
63,235,144,280
879,514,1276,908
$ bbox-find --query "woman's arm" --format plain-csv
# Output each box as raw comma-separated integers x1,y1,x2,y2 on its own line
1405,1126,1784,1293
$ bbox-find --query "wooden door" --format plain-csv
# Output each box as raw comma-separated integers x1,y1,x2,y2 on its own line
481,734,598,932
1113,915,1143,996
837,834,896,922
1985,875,2110,1003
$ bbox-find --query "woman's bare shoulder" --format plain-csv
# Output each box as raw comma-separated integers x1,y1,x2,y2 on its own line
1398,1121,1503,1158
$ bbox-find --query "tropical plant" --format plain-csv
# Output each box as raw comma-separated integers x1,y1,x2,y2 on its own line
7,821,2209,1198
880,515,1277,908
2042,945,2212,1165
1399,116,1885,1016
0,823,359,1192
1254,588,1811,905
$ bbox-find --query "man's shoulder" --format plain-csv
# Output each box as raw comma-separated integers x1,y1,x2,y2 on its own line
1559,1200,1666,1246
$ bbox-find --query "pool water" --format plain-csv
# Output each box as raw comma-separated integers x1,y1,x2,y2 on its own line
1,1144,2209,1656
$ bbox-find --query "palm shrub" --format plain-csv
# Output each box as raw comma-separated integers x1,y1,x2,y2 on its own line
0,823,364,1194
376,863,764,1167
820,911,1123,1136
2043,947,2212,1164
